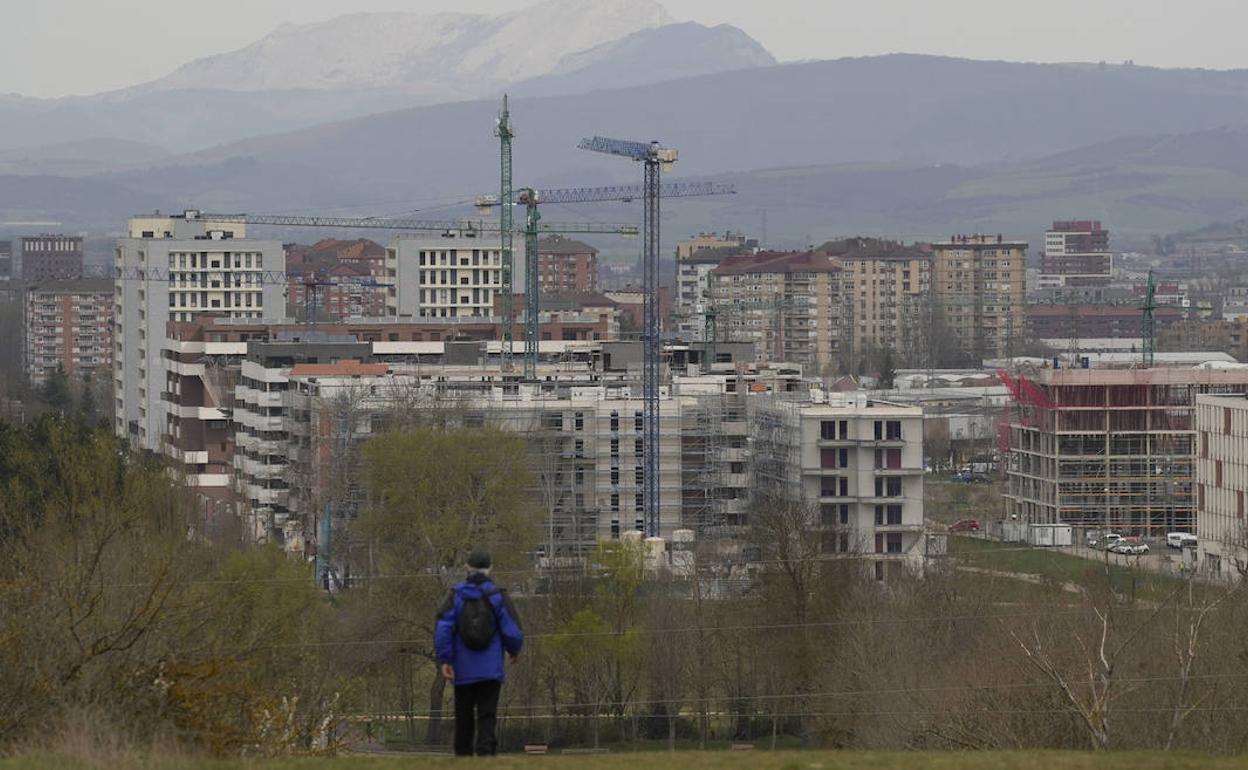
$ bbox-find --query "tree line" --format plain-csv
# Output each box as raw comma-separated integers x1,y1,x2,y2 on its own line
5,414,1248,756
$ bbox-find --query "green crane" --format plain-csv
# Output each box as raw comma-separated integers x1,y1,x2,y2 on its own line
496,95,516,371
1143,269,1156,368
479,183,730,379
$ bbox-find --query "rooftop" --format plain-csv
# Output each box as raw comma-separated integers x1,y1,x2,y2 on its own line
712,250,840,276
27,278,113,294
819,237,929,262
289,360,391,377
538,235,598,256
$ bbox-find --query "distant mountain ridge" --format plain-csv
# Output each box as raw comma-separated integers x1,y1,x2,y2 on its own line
513,22,776,96
139,0,674,95
12,55,1248,245
0,0,776,158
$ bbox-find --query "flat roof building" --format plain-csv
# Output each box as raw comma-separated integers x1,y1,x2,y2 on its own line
1004,367,1248,537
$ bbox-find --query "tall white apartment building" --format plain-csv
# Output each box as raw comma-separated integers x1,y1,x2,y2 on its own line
385,236,519,319
114,212,284,451
753,396,927,578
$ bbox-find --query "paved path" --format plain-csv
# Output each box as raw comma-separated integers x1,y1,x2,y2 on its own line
955,565,1082,594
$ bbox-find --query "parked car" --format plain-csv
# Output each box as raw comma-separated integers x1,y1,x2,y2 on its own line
1110,540,1149,556
1088,532,1122,549
949,519,980,532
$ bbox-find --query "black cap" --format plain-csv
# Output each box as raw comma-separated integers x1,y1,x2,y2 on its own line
467,550,492,570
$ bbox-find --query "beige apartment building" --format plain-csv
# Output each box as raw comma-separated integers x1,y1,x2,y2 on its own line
825,238,931,365
930,234,1027,362
675,232,752,261
708,250,843,372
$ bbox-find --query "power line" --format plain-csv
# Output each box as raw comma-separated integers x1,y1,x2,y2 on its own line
92,540,1189,588
230,605,1192,652
360,671,1248,716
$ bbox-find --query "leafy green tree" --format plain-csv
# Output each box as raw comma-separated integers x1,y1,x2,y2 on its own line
0,416,342,755
40,365,72,414
352,425,542,744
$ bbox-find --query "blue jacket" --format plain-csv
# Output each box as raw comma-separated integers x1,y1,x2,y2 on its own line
435,574,524,686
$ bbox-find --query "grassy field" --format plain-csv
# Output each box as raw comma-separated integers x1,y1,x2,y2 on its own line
949,535,1192,602
6,751,1248,770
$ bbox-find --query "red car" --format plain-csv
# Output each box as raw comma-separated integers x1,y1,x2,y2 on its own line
949,519,980,532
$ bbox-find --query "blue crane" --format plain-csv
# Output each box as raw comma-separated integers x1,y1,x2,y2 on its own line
578,135,679,537
476,181,734,378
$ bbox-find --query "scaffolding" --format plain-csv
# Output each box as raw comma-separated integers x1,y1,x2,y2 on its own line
1003,368,1248,537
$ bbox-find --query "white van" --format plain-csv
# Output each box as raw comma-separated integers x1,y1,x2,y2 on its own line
1167,532,1198,549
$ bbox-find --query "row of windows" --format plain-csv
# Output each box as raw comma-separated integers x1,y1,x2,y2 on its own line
170,292,258,309
416,250,501,267
167,253,263,269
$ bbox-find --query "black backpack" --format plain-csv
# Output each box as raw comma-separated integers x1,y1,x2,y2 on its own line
457,587,503,651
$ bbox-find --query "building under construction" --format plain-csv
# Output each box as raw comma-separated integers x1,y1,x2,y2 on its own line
1003,367,1248,536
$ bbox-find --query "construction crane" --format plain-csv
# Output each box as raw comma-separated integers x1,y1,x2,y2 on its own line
189,210,638,374
577,136,678,537
475,182,734,377
1142,269,1157,368
496,95,516,372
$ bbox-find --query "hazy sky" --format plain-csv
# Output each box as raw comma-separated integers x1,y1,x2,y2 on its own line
6,0,1245,97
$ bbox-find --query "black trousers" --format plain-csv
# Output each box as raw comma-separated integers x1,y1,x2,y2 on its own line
454,679,502,756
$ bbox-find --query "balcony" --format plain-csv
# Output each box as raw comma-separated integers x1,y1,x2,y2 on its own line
872,522,925,533
872,465,924,475
172,405,228,421
186,473,230,488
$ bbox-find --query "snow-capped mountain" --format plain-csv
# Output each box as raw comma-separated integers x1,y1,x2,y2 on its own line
143,0,675,95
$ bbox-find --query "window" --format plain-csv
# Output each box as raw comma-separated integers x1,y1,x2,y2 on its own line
874,477,903,497
875,504,903,525
886,420,902,440
821,477,839,497
874,448,902,469
820,504,838,526
820,448,838,469
821,420,836,440
574,412,584,431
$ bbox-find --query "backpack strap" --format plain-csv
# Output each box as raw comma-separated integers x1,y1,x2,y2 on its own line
436,589,455,621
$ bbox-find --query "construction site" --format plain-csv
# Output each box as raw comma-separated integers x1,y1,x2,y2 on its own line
1002,366,1248,537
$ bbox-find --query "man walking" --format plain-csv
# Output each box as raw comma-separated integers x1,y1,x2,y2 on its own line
435,549,524,757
